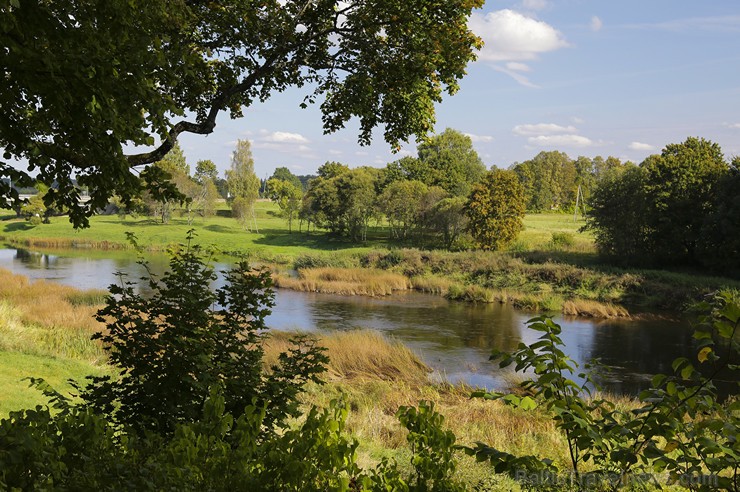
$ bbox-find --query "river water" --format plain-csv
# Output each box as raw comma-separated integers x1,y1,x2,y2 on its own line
0,247,700,395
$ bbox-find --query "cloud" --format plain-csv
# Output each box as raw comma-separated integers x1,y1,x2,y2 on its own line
528,134,596,148
590,16,603,32
471,10,568,62
260,131,309,144
465,133,495,143
628,142,655,151
328,149,343,156
505,62,531,72
725,123,740,129
513,123,578,136
470,10,568,86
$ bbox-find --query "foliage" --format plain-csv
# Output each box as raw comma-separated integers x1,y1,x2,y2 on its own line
227,139,260,231
0,0,482,227
416,128,486,197
270,167,304,191
586,137,732,269
379,180,428,240
194,159,219,185
304,166,378,242
469,292,740,491
267,177,303,232
81,232,327,435
465,169,526,251
699,157,740,273
20,182,50,226
585,164,650,262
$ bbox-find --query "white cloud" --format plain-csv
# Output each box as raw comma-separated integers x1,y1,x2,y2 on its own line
261,131,309,144
571,116,585,124
470,10,568,63
465,133,495,143
628,142,655,151
505,62,531,72
328,149,343,155
470,10,568,86
528,135,595,147
590,16,603,32
725,123,740,129
513,123,578,136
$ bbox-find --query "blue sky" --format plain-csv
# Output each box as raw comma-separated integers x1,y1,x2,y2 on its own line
179,0,740,179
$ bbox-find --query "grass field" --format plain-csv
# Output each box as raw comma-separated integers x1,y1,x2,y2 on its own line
0,200,589,256
1,202,738,317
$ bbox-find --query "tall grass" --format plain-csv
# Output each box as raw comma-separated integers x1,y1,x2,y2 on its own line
274,267,410,296
0,269,106,363
264,330,430,385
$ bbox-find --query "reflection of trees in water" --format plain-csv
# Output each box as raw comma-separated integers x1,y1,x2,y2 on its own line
15,248,60,269
587,319,695,394
305,293,524,353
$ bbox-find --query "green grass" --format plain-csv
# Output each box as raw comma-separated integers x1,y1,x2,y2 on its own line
0,202,587,258
2,205,738,316
0,350,111,416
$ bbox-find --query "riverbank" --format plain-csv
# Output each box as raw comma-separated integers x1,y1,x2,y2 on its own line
2,205,738,318
0,271,632,490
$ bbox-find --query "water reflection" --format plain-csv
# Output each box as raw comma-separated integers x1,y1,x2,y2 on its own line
0,247,717,395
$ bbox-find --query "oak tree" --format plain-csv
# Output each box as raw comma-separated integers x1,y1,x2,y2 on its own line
0,0,483,227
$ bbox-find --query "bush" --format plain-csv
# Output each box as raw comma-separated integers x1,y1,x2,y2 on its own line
81,232,328,435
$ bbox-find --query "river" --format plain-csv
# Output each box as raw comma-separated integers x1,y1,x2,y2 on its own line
0,247,700,395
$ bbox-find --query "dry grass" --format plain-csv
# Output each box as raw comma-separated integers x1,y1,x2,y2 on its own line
409,275,453,295
274,267,410,296
0,269,104,333
0,268,106,363
562,299,630,318
264,330,430,385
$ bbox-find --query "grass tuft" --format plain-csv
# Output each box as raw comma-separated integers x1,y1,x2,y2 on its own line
274,267,410,296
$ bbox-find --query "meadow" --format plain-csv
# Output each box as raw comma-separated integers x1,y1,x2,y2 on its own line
1,202,736,318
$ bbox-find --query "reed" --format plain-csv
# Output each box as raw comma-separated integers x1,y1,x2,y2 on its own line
562,299,630,318
274,267,410,296
264,330,430,385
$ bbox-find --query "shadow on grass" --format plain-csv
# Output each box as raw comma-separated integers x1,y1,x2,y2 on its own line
2,221,34,233
204,224,240,234
252,229,385,250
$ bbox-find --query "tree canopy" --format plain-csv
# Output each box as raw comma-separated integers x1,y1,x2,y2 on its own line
0,0,483,227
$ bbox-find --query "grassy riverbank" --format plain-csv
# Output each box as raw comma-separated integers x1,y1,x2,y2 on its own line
0,270,698,490
2,203,738,317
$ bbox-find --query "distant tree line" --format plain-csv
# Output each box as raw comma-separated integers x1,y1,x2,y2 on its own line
585,137,739,273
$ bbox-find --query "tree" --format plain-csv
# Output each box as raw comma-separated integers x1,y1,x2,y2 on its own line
226,140,260,232
417,128,486,196
81,234,327,436
513,151,574,211
586,138,731,268
194,160,219,185
379,179,428,240
270,167,303,191
465,169,526,251
145,143,190,224
0,0,483,228
585,164,651,262
641,137,728,263
267,178,303,232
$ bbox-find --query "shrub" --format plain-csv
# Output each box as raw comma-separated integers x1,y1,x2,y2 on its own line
81,232,328,435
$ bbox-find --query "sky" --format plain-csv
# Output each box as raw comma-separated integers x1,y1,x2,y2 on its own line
177,0,740,179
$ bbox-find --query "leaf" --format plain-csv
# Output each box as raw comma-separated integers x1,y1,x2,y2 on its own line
519,396,537,411
663,441,679,453
697,346,712,363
